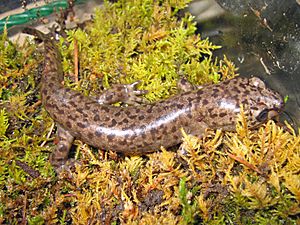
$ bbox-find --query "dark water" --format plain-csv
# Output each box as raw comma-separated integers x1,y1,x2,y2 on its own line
199,0,300,128
0,0,25,14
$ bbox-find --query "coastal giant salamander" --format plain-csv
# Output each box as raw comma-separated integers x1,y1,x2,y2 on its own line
23,28,284,171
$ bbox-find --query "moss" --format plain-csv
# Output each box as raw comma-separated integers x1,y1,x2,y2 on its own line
0,0,299,224
60,0,236,101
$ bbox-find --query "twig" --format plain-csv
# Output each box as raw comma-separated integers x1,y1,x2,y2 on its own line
15,160,40,179
74,38,79,83
260,57,271,75
227,152,262,174
40,122,55,147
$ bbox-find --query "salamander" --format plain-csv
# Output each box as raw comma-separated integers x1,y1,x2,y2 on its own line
23,27,284,171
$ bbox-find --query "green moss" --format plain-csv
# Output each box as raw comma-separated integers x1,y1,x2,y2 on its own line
0,0,299,224
60,0,235,102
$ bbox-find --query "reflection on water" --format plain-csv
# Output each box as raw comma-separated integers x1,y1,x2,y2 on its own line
193,0,300,128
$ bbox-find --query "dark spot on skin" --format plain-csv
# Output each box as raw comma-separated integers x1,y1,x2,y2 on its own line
150,129,156,137
181,79,187,85
92,109,99,114
115,111,121,117
183,121,189,127
69,101,77,107
42,89,48,95
135,108,141,113
111,119,117,127
94,115,100,121
177,104,184,110
77,122,87,128
232,86,241,94
202,99,208,105
53,105,60,111
212,92,219,98
213,88,219,93
116,86,123,91
197,90,204,96
73,93,81,98
125,111,131,116
119,140,127,145
65,88,71,93
129,115,137,120
103,107,110,113
208,108,214,114
139,115,145,120
46,95,51,101
48,82,54,88
85,104,91,110
122,118,129,124
196,114,205,122
244,90,250,95
95,130,102,137
223,80,230,85
146,108,152,113
87,132,94,140
68,115,76,121
104,116,110,122
83,113,88,118
156,135,162,140
156,107,163,113
106,94,113,101
211,114,218,118
187,97,193,102
219,112,226,117
241,99,248,105
76,108,84,114
171,126,177,133
117,93,123,98
65,121,72,129
107,134,116,141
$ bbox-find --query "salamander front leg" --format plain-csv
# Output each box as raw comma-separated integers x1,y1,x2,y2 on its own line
177,78,203,92
49,125,74,173
96,81,148,105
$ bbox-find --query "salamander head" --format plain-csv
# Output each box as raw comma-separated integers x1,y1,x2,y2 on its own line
243,77,284,128
204,77,285,131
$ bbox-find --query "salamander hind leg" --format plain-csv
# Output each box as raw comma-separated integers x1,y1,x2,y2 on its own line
97,81,149,105
49,125,75,173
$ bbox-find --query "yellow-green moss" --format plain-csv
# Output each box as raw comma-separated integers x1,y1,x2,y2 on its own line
60,0,236,102
0,0,299,224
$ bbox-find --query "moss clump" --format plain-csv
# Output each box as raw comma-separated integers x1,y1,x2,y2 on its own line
0,0,299,224
60,0,236,101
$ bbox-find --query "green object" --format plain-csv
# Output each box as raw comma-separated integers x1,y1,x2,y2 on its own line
0,0,86,33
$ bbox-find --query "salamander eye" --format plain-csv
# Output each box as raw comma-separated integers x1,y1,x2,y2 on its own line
256,109,269,122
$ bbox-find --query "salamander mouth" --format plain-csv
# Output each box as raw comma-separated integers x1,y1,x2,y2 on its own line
256,106,283,123
267,108,281,120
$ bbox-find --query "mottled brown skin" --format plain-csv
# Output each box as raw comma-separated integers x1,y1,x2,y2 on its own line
23,28,284,171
